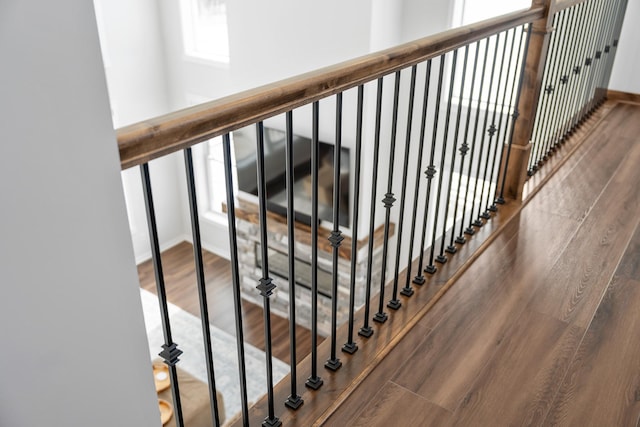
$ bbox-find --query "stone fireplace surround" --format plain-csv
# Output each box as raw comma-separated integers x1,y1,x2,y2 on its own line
230,196,391,337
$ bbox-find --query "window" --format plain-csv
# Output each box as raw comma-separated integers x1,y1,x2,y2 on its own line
181,0,230,63
453,0,531,26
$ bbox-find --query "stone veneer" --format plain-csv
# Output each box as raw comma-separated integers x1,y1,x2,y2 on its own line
234,205,387,337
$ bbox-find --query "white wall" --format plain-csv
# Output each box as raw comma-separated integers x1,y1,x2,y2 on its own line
0,1,158,426
95,0,189,263
609,0,640,94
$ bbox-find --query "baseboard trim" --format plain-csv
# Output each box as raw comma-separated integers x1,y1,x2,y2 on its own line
607,89,640,104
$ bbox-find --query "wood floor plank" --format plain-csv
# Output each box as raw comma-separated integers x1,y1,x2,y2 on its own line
324,321,433,424
543,225,640,426
137,241,318,364
528,136,640,328
389,206,576,411
529,108,636,222
544,276,640,427
451,309,584,426
342,381,452,427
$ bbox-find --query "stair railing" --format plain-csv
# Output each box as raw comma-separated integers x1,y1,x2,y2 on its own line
116,1,627,425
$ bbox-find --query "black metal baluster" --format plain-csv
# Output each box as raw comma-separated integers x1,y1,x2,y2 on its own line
221,134,250,426
559,3,587,141
541,11,566,159
343,85,364,354
375,71,401,321
255,121,281,427
589,0,617,112
473,35,501,226
593,0,619,107
475,33,504,224
140,163,184,427
405,60,433,289
538,11,565,162
571,0,596,128
427,50,458,271
359,78,384,338
580,0,607,118
326,93,344,371
550,7,578,148
570,0,597,130
601,0,628,97
455,42,481,244
440,46,469,257
390,66,418,307
491,27,518,206
183,147,221,426
485,28,513,211
465,38,491,233
305,102,323,390
480,31,510,215
528,12,560,172
499,24,533,201
283,111,303,409
416,55,445,279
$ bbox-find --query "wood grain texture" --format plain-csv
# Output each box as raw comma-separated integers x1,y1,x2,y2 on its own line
607,89,640,105
543,225,640,426
346,381,452,427
117,8,543,169
322,102,640,426
324,321,433,425
452,309,584,426
137,241,318,364
529,133,640,328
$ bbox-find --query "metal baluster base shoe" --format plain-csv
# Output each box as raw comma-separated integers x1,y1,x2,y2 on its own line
413,275,425,285
455,236,467,244
424,265,437,274
473,219,484,227
373,312,388,323
342,342,358,354
435,255,447,264
358,326,374,338
305,376,323,390
400,287,414,297
445,245,457,254
325,358,342,371
488,204,498,212
387,299,401,310
464,227,475,236
285,395,304,410
262,417,282,427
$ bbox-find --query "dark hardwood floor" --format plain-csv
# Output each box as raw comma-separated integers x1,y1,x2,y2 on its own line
325,102,640,426
137,241,319,365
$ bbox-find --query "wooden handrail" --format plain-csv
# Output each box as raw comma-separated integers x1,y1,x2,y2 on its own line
117,6,544,170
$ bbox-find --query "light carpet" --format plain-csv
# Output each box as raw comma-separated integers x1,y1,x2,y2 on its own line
140,289,289,424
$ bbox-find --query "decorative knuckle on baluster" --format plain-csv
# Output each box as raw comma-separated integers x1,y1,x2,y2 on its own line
159,343,183,366
328,230,344,248
459,143,469,156
382,193,396,208
425,165,437,180
257,277,276,297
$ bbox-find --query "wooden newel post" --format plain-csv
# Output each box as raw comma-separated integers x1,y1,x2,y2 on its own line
503,0,556,200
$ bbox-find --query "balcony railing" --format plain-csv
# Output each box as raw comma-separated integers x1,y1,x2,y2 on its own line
117,0,627,425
